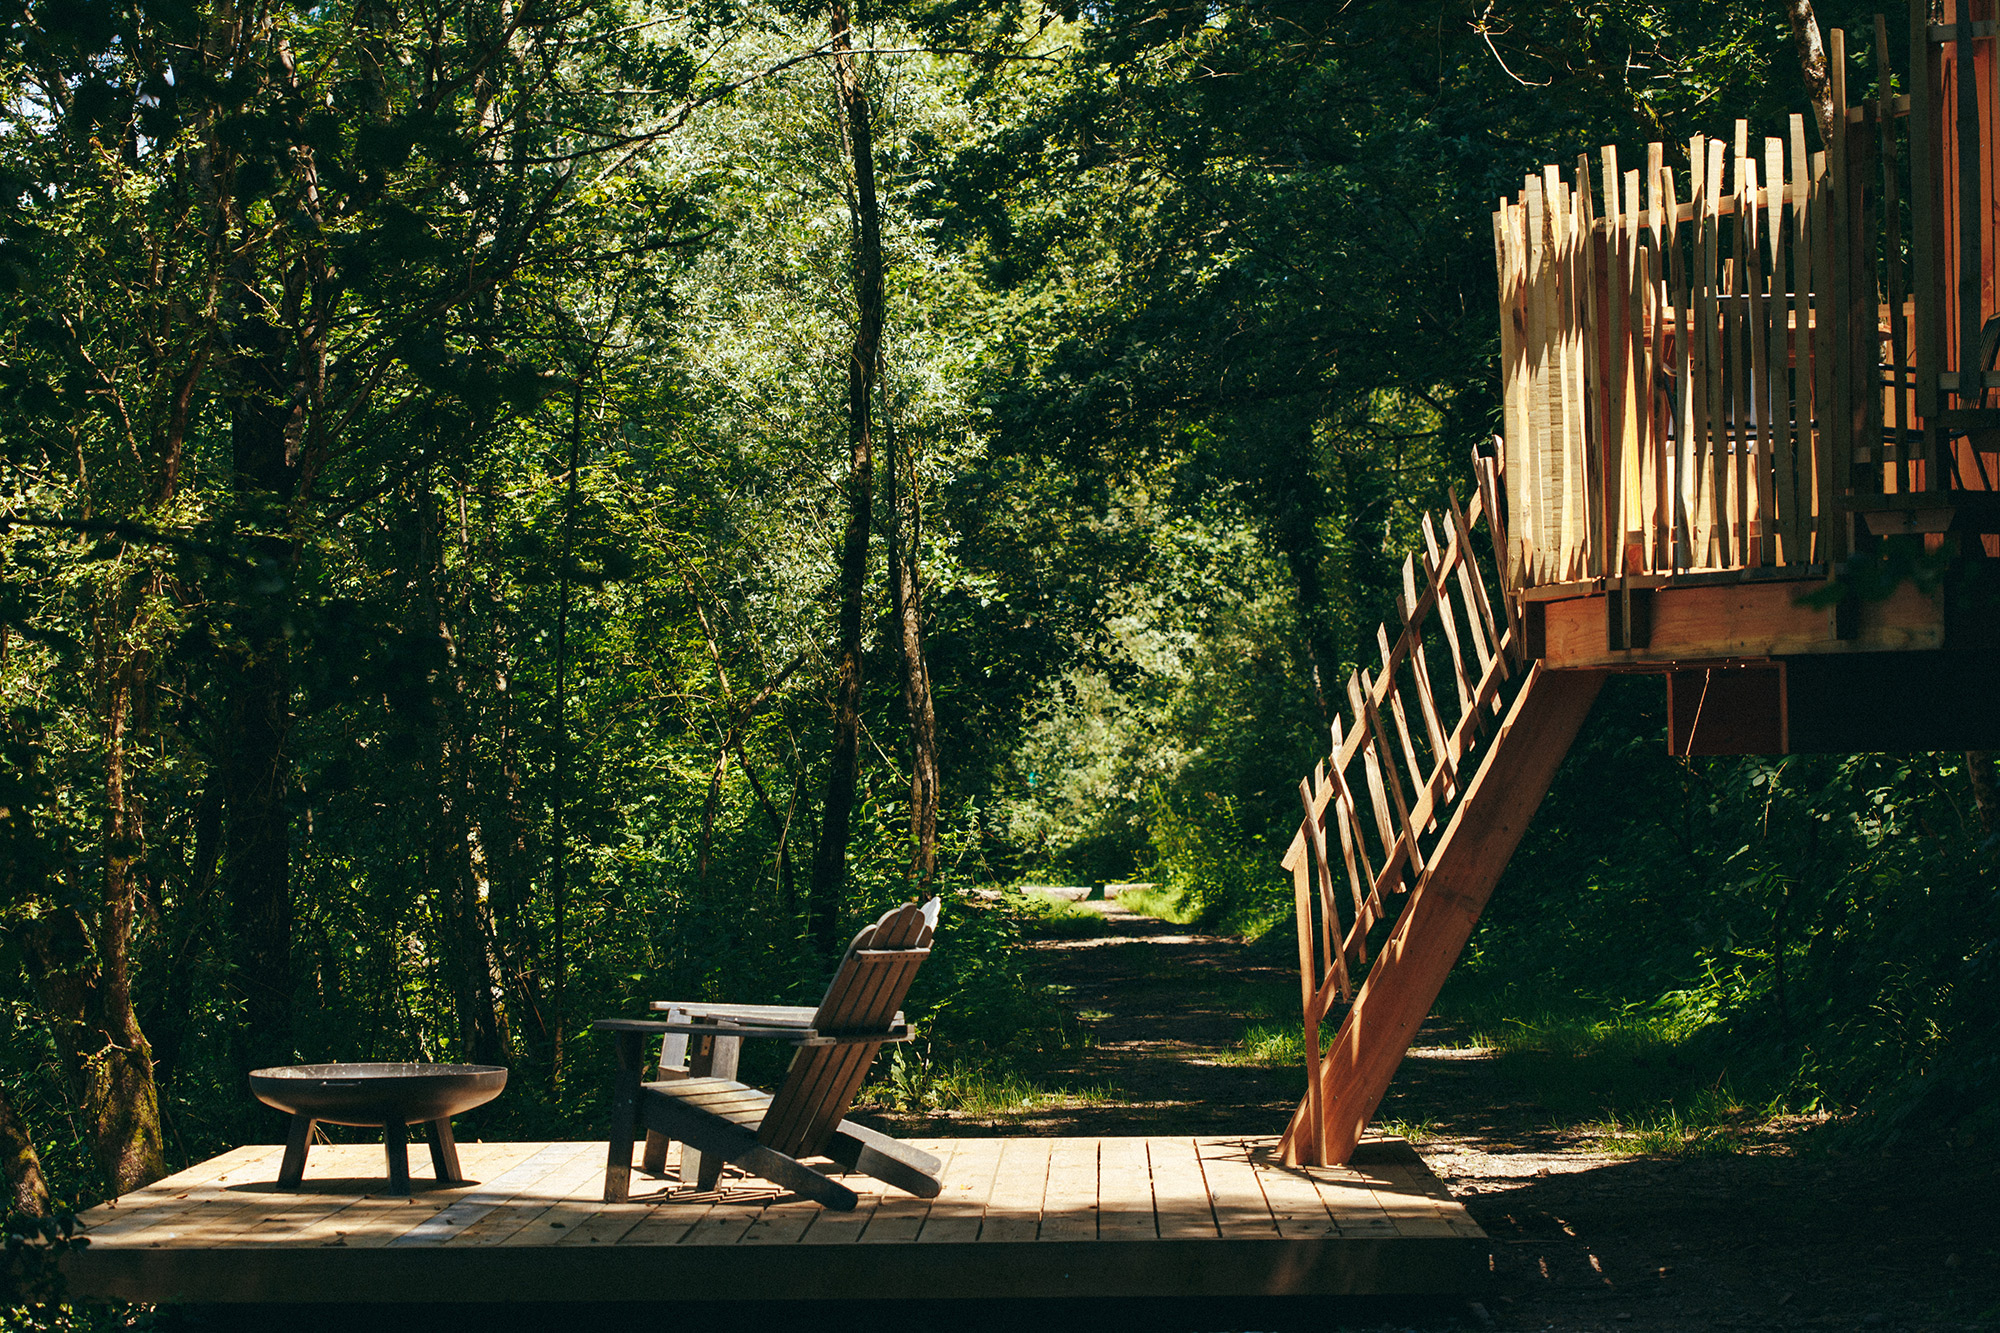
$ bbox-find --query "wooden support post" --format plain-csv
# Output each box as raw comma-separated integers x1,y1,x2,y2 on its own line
1280,665,1605,1167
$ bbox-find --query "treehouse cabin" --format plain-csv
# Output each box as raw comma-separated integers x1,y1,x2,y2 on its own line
1493,0,2000,753
1279,2,2000,1170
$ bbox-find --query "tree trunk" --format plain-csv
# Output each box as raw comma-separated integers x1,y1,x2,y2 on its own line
0,1083,50,1218
222,315,300,1076
475,482,549,1059
882,382,940,892
416,477,507,1065
91,649,169,1194
1262,418,1339,729
1967,751,2000,836
810,0,884,954
1784,0,1837,147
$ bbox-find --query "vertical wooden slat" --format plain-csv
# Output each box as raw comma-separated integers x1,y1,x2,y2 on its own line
1765,135,1800,564
1850,96,1882,504
1346,673,1403,885
1727,162,1753,566
1399,558,1457,788
1745,149,1776,566
1958,0,1984,411
1647,142,1671,569
1421,514,1479,721
1494,205,1528,573
1910,0,1940,485
1688,134,1712,567
1285,830,1321,1166
1623,166,1647,574
1792,115,1818,560
1371,629,1431,833
1561,164,1592,578
1812,151,1841,562
1829,29,1855,556
1601,146,1627,577
1703,137,1731,567
1325,717,1377,951
1879,12,1912,497
1525,175,1553,578
1356,668,1425,883
1450,488,1508,678
1571,161,1595,578
1663,147,1693,569
1732,121,1754,567
1305,770,1349,1002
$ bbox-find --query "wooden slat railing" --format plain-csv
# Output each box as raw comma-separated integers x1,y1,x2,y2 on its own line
1495,3,2000,596
1279,452,1524,1164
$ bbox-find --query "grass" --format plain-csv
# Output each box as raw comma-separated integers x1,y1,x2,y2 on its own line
1111,883,1201,925
1219,1021,1308,1067
1446,1003,1780,1156
1007,888,1114,940
1372,1115,1441,1143
1591,1089,1759,1156
1220,987,1777,1156
864,1048,1116,1118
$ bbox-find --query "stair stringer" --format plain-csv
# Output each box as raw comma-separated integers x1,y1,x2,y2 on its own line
1280,663,1603,1167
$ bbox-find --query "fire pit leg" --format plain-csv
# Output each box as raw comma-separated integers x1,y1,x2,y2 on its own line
384,1120,411,1196
278,1113,315,1188
426,1118,463,1184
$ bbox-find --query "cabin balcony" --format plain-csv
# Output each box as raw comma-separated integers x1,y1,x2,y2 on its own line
1487,0,2000,751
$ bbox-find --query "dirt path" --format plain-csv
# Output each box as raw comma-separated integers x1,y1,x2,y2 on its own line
895,896,2000,1331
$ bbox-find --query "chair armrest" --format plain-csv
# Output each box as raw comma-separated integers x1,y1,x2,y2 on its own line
592,1017,915,1046
645,1001,820,1026
594,1017,816,1043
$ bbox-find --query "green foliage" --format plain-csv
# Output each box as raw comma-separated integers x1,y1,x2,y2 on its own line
1459,677,2000,1146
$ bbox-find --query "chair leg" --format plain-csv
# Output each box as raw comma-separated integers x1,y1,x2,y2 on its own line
642,1130,670,1176
826,1120,944,1198
694,1147,725,1192
680,1028,740,1191
604,1029,642,1203
384,1120,411,1196
427,1118,463,1184
278,1113,315,1189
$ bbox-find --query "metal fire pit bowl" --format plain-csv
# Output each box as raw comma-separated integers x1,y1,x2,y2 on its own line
250,1063,506,1195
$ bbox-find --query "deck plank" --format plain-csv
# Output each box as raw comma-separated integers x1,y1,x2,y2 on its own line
1194,1137,1279,1239
1097,1135,1155,1240
859,1142,954,1245
388,1142,596,1248
454,1145,607,1246
914,1136,999,1244
1036,1139,1097,1242
979,1137,1051,1242
679,1204,763,1245
492,1147,623,1248
82,1147,288,1245
1247,1149,1341,1239
618,1199,713,1247
1147,1137,1217,1240
79,1144,271,1237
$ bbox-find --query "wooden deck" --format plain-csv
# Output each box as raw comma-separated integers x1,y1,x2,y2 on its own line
62,1135,1484,1305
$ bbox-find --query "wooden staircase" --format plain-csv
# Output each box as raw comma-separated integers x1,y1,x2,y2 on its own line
1278,453,1602,1167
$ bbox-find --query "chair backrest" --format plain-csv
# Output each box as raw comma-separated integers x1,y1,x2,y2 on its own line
757,898,940,1158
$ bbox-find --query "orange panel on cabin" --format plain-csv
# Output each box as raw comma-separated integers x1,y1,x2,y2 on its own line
1667,667,1786,756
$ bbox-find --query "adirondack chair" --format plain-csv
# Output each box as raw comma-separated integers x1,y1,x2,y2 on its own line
594,898,943,1211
